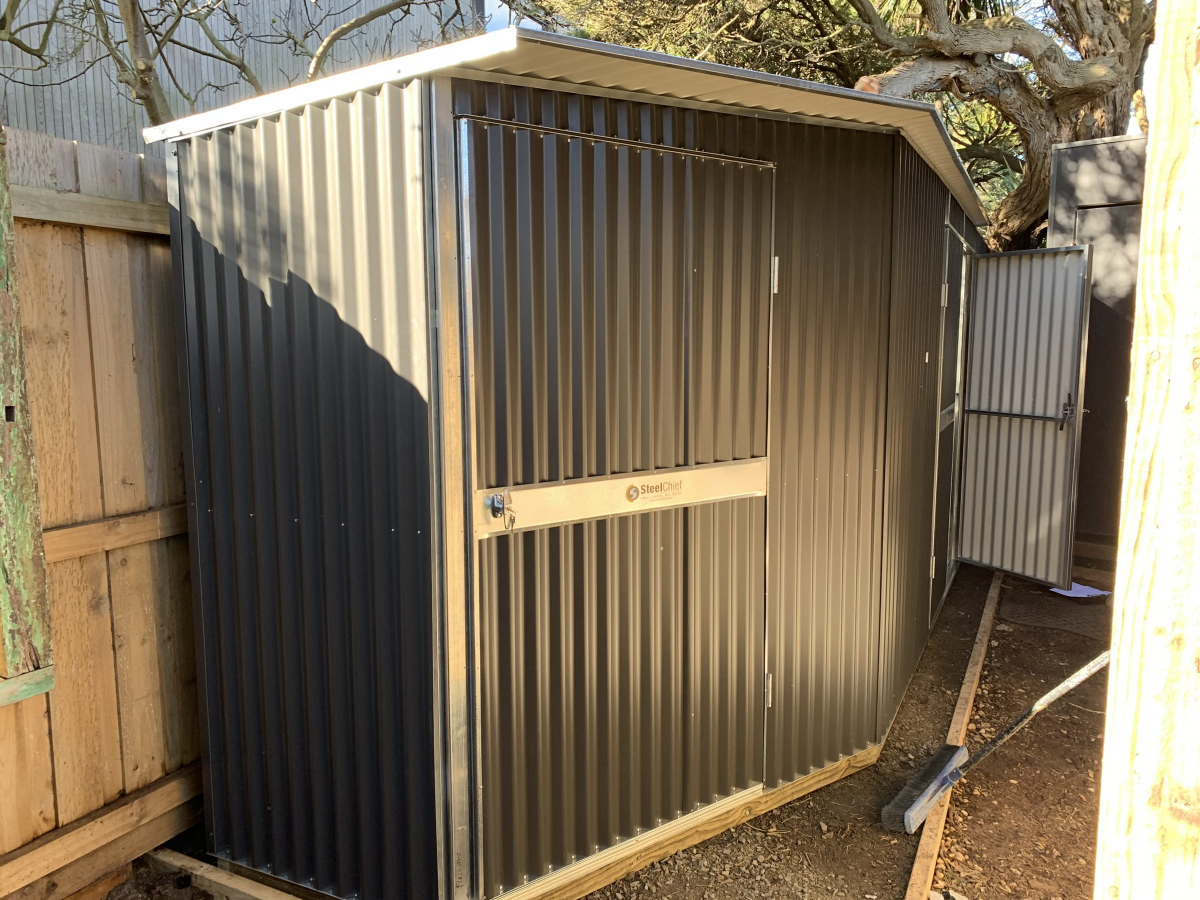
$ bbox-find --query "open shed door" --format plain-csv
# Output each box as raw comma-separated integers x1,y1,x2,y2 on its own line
957,247,1093,588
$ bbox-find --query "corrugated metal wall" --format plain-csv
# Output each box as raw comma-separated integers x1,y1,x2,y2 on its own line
457,107,773,895
172,81,438,900
877,141,950,735
477,503,765,894
461,120,771,488
764,123,894,786
958,249,1090,587
452,78,927,794
170,72,971,900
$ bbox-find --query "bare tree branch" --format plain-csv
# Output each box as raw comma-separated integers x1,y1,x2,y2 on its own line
190,6,264,93
307,0,410,78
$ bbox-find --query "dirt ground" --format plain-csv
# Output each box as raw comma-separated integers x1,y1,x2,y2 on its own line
584,566,1109,900
103,565,1108,900
933,577,1109,900
107,861,212,900
585,564,996,900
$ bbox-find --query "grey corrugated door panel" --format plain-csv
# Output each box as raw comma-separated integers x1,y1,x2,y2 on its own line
957,247,1093,588
461,118,771,897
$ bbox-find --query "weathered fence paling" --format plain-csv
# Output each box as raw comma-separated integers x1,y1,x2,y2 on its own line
0,125,198,899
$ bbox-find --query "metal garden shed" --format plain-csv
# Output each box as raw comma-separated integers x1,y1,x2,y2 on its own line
146,26,1093,900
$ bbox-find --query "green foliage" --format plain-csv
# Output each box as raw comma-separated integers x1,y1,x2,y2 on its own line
934,96,1025,216
515,0,909,88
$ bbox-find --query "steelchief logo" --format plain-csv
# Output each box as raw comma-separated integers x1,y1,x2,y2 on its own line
626,478,683,503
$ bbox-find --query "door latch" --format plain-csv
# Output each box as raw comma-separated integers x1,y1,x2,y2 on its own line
1059,392,1075,431
486,489,517,532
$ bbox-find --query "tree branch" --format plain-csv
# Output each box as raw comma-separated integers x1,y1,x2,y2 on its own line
958,143,1025,172
190,7,264,93
307,0,412,79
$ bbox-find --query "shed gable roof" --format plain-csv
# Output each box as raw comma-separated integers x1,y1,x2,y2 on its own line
145,27,986,225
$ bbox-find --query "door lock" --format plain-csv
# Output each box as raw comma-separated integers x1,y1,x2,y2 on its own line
486,490,517,532
1059,392,1075,431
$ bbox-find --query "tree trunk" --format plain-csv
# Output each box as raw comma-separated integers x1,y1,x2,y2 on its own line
988,77,1136,251
115,0,175,125
1092,0,1200,892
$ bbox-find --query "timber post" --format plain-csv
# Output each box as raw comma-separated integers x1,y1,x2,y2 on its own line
1092,0,1200,894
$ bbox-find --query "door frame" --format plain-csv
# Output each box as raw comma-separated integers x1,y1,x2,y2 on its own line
928,212,976,625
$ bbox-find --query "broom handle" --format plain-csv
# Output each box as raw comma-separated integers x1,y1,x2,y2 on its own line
953,650,1110,781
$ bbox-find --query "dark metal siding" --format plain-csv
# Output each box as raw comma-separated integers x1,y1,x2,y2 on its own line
1048,135,1144,539
172,83,437,900
460,119,772,489
877,141,949,735
764,124,893,786
478,501,765,895
457,101,772,895
452,78,920,786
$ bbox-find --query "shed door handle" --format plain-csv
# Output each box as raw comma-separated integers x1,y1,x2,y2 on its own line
1059,393,1075,431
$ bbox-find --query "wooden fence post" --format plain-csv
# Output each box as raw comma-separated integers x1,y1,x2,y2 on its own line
0,122,53,700
1093,0,1200,895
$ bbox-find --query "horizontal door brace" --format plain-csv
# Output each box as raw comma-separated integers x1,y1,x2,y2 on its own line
473,457,768,539
963,407,1063,424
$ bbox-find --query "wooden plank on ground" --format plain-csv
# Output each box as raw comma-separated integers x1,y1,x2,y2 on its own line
500,745,882,900
0,763,201,896
150,744,878,900
1073,539,1118,564
904,570,1003,900
147,851,301,900
1093,0,1200,894
10,185,169,235
61,863,131,900
42,506,189,563
16,215,124,823
9,798,202,900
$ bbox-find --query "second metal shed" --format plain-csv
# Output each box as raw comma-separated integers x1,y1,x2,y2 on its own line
148,26,1088,900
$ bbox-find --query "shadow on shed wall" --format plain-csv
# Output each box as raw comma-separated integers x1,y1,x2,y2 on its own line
172,89,439,900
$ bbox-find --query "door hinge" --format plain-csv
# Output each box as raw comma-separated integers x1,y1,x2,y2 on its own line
765,673,773,709
941,283,949,307
930,555,937,579
772,257,780,294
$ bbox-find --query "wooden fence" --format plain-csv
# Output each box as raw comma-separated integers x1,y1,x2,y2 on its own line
0,126,200,900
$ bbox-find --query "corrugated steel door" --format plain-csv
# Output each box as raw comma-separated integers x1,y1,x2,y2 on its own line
957,247,1092,588
457,119,774,898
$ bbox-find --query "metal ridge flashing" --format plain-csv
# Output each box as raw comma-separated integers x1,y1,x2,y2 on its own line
141,27,521,143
